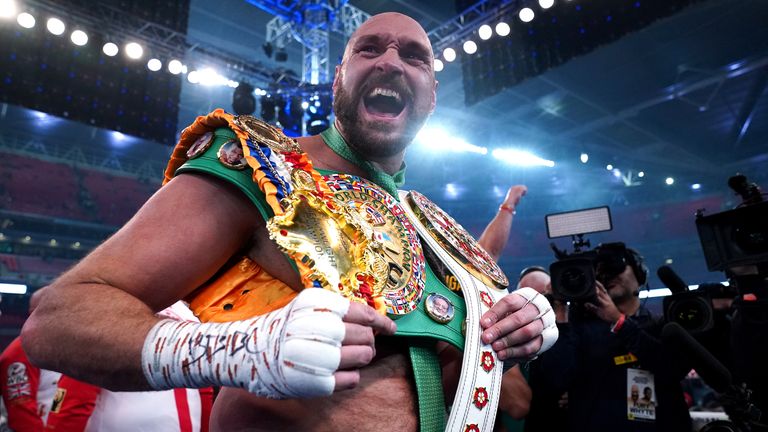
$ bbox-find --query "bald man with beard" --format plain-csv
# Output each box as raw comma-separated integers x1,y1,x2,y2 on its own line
23,13,556,431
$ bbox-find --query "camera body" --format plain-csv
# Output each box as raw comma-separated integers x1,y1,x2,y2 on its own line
696,174,768,276
550,242,648,303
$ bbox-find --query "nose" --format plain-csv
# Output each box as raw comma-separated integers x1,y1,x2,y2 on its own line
375,47,405,75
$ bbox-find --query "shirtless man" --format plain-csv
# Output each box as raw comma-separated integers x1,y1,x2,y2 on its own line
22,12,553,431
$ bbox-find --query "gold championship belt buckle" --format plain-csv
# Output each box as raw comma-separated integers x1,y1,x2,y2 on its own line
265,171,425,316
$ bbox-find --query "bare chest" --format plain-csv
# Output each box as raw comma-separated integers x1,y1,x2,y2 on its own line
210,352,418,432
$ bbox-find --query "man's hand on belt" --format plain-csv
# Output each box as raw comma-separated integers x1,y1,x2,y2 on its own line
479,287,559,361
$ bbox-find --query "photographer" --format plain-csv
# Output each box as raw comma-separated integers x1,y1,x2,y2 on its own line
527,243,692,432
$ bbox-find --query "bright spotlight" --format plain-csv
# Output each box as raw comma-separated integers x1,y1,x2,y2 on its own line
492,148,555,167
638,171,645,178
46,17,65,35
691,183,701,190
415,126,487,154
197,68,228,86
478,24,493,40
665,177,675,185
125,42,143,59
102,42,118,57
539,0,555,9
445,183,460,199
301,101,309,110
16,11,34,28
580,153,588,163
443,47,456,62
147,58,162,71
613,168,622,178
606,164,613,170
495,22,511,37
519,8,535,23
70,30,88,46
434,59,444,72
168,59,183,75
0,0,17,19
187,70,200,84
463,40,477,55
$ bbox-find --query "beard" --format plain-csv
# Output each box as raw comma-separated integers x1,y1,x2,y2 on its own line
333,74,431,159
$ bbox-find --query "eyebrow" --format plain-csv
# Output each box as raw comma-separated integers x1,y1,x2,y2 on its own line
354,34,432,58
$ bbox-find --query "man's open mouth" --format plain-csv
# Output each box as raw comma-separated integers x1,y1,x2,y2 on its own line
363,87,406,118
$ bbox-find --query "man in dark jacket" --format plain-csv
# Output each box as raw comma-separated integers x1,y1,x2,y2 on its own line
527,243,691,432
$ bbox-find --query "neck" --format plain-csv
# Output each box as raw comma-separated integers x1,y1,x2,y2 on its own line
334,119,406,175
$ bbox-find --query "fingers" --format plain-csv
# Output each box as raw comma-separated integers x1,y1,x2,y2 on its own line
493,323,545,361
480,291,529,330
342,302,397,336
494,330,543,362
333,370,360,392
338,345,375,370
481,301,540,345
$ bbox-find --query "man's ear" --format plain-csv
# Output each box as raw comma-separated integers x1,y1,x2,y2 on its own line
429,79,439,114
332,64,342,93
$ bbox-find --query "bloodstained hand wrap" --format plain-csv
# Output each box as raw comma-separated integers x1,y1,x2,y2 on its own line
141,288,350,399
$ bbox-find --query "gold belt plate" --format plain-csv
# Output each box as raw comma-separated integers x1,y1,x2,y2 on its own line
268,174,425,315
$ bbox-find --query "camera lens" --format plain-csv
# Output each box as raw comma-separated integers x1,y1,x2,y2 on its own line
560,267,588,296
666,296,713,334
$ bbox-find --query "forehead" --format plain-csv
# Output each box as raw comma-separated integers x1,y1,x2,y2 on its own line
345,13,432,54
520,271,550,283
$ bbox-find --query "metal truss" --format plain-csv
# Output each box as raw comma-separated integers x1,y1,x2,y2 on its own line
255,0,370,84
427,0,521,53
24,0,301,88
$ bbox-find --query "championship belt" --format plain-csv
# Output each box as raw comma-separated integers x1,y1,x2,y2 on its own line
164,110,425,315
400,190,509,432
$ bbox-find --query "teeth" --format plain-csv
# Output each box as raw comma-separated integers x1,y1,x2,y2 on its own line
369,87,401,102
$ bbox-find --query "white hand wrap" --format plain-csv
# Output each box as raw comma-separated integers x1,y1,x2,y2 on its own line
141,288,350,399
514,287,559,355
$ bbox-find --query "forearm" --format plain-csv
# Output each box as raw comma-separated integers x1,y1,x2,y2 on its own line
22,283,160,391
477,211,513,261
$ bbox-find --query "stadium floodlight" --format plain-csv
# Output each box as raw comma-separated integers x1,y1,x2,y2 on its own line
168,59,183,74
125,42,144,59
492,148,555,167
17,11,34,28
102,42,118,57
478,24,493,40
443,47,456,62
70,29,88,46
147,58,162,71
46,17,65,35
519,8,535,23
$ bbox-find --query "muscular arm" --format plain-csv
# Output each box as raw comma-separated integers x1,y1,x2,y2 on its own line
477,185,526,261
21,173,262,390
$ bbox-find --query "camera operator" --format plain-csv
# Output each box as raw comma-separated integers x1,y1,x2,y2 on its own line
528,243,692,432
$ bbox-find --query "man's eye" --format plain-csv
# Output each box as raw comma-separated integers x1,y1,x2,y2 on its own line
403,53,426,63
361,46,378,53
